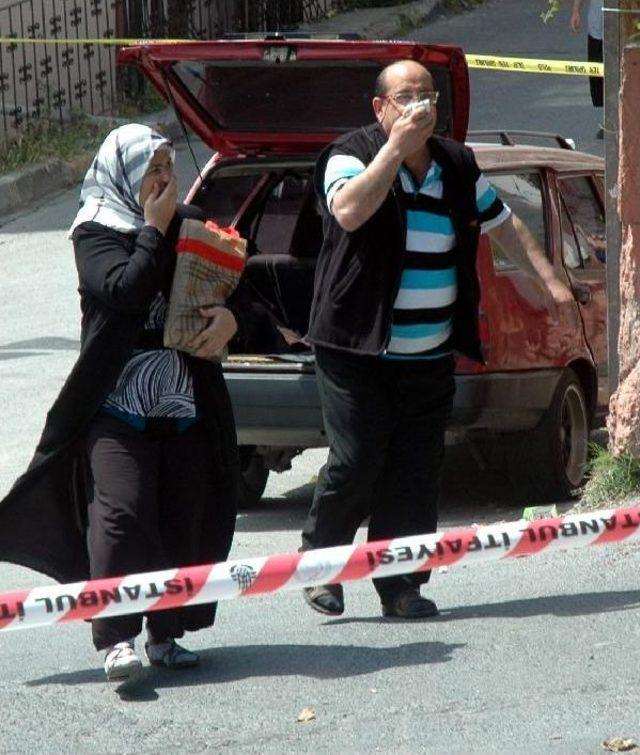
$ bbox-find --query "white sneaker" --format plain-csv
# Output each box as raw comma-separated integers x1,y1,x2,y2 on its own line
104,640,143,681
144,638,199,669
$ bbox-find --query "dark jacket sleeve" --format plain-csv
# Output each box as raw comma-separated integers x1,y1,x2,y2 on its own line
73,222,170,313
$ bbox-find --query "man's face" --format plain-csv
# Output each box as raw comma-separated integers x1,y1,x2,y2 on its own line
373,63,438,136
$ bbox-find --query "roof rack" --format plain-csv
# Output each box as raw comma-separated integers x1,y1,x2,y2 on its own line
467,130,576,151
220,31,363,41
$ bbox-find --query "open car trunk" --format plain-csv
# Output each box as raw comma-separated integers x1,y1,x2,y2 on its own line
188,157,320,364
118,39,470,151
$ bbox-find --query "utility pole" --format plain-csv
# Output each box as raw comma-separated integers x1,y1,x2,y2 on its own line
604,0,621,392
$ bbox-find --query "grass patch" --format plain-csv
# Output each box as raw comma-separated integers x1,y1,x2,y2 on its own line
578,444,640,511
0,79,168,176
0,116,113,176
443,0,485,8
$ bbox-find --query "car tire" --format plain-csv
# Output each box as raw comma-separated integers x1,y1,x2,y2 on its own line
237,446,269,509
505,369,589,503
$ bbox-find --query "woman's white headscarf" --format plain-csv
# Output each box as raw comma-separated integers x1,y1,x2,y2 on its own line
68,123,174,237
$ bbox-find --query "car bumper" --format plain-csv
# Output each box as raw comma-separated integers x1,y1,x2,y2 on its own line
224,363,561,447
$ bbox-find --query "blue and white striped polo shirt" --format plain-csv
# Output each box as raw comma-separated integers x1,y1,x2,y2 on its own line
324,154,511,359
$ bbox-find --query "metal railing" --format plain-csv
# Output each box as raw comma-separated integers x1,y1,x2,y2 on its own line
0,0,338,143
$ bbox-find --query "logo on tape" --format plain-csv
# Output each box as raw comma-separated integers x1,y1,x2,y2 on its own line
230,564,257,591
296,558,334,585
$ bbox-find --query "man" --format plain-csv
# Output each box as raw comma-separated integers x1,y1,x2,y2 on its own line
570,0,604,138
301,60,576,619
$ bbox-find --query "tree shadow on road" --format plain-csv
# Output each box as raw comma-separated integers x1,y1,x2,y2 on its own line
0,337,80,350
25,639,464,701
324,588,640,627
0,337,81,362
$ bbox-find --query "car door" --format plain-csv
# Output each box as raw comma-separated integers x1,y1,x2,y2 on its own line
477,169,564,371
554,173,608,404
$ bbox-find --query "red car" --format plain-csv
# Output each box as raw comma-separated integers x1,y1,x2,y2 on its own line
120,38,607,505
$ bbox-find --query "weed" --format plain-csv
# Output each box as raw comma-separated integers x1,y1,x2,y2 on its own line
339,0,416,9
579,444,640,510
116,83,167,119
1,77,167,176
395,11,418,35
0,116,112,175
393,0,485,35
443,0,485,9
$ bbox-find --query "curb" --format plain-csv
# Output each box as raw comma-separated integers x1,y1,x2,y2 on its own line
0,0,446,221
0,155,94,218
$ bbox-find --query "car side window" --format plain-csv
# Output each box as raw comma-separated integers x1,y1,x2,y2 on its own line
252,174,310,255
557,175,606,271
195,173,264,226
486,172,547,270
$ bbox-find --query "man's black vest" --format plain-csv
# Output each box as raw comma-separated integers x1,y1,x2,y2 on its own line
308,122,484,362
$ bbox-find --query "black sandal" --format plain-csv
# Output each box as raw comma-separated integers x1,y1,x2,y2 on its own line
303,584,344,616
381,589,439,619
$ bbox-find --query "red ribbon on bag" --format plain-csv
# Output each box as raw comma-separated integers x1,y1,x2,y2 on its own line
175,220,246,273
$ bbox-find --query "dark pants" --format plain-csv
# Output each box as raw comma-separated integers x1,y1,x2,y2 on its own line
302,347,455,603
588,34,603,108
85,414,218,651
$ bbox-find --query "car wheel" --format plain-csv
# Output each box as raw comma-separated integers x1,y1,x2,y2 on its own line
505,369,589,502
237,446,269,509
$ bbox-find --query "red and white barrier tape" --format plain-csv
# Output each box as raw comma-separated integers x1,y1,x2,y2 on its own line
1,506,639,633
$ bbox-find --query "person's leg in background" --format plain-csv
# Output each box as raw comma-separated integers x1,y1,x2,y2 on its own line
587,33,604,137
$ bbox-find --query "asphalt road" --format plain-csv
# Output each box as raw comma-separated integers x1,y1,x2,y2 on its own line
412,0,605,158
0,2,630,753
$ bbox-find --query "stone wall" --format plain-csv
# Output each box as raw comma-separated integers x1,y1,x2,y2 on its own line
607,43,640,456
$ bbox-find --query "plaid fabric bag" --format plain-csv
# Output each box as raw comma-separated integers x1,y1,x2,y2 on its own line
164,218,246,361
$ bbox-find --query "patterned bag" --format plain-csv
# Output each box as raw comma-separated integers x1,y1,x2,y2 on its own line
164,218,246,361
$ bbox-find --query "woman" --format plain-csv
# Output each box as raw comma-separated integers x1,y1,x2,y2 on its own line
0,124,241,681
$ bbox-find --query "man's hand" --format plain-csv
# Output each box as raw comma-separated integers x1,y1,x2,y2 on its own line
570,0,582,32
190,305,238,359
570,10,581,31
143,175,177,235
387,105,436,160
489,213,583,328
544,276,583,330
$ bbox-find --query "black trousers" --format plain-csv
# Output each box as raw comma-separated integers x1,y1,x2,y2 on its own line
302,347,455,603
85,414,218,650
588,34,603,108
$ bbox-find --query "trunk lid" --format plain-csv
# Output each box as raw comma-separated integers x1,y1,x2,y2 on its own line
118,39,469,153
